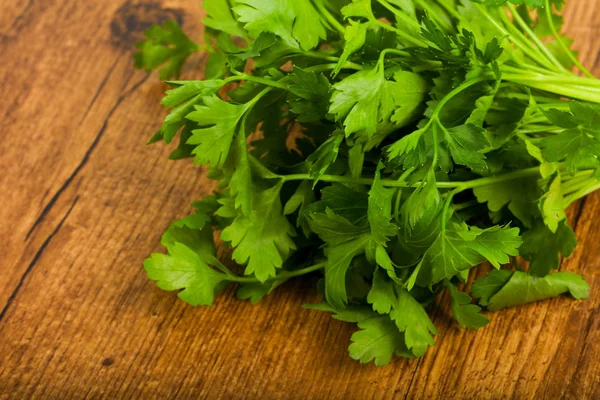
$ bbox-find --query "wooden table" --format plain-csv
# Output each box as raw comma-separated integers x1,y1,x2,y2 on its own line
1,1,599,398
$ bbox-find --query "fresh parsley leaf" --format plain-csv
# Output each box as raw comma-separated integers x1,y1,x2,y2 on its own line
473,270,589,311
446,282,489,329
186,95,251,168
221,183,296,282
134,21,200,79
418,223,522,284
203,0,248,38
519,220,577,277
139,0,600,366
232,0,327,50
144,241,226,306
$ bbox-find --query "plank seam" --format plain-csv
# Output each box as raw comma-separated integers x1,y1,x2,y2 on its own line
25,71,151,240
0,196,79,322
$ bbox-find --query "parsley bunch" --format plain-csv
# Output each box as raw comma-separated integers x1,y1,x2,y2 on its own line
136,0,599,365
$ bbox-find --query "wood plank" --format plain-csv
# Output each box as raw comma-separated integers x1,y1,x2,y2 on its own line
0,1,598,399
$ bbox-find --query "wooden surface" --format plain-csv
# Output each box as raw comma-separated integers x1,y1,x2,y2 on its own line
0,1,599,398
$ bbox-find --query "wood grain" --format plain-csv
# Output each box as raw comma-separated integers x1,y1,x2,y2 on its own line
0,1,598,399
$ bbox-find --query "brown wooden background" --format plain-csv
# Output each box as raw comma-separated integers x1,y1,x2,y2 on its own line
0,1,599,399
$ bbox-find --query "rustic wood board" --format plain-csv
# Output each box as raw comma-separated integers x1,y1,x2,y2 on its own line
0,1,599,399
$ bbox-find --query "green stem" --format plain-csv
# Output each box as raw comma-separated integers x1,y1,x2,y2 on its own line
475,4,551,69
432,75,494,119
435,0,461,19
377,0,421,30
415,0,452,32
304,52,365,71
281,165,546,189
374,20,425,47
545,0,595,78
314,0,345,35
502,71,600,87
503,79,600,103
304,63,363,73
506,3,567,74
225,74,289,91
230,263,326,283
498,10,557,71
441,188,462,232
565,182,600,207
453,199,480,212
378,48,411,65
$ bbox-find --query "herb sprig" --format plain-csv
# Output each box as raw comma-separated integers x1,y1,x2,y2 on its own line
136,0,598,365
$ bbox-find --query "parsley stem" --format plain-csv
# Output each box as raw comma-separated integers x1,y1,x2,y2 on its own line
435,0,461,19
304,52,364,70
518,126,561,134
452,199,480,212
378,48,411,66
432,75,493,120
374,20,425,47
229,263,326,283
565,182,600,207
474,4,552,70
497,10,558,72
501,80,600,103
313,0,345,35
281,166,546,189
544,0,594,78
224,74,289,91
506,4,567,74
502,71,600,87
377,0,421,30
304,63,363,73
414,0,452,32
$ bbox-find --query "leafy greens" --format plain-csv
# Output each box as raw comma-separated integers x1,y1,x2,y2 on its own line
137,0,599,365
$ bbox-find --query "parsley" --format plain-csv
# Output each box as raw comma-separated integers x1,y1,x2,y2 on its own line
139,0,599,365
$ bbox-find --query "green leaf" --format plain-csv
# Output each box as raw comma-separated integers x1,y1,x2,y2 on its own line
330,65,392,136
144,242,226,306
541,103,600,173
404,170,440,229
186,95,250,168
236,279,285,303
368,165,398,245
389,71,428,128
480,271,589,311
133,21,200,79
287,68,331,123
519,220,577,277
310,183,369,224
444,123,491,171
221,183,297,282
233,0,327,50
334,20,368,75
341,0,375,19
322,234,371,308
446,282,489,329
473,177,540,227
390,288,437,356
419,223,522,284
349,315,410,366
540,174,566,233
161,80,225,108
306,135,344,182
284,180,316,236
161,196,220,248
367,268,397,314
471,269,513,307
228,128,253,215
203,0,248,38
386,126,429,169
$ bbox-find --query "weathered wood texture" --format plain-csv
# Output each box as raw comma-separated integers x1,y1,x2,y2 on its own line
0,1,599,399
